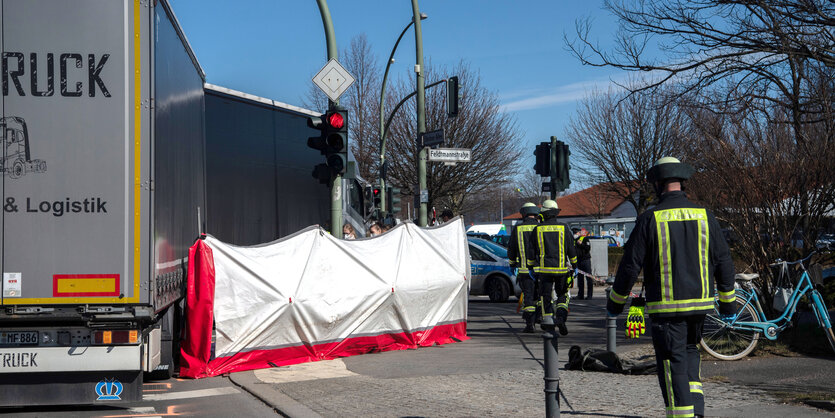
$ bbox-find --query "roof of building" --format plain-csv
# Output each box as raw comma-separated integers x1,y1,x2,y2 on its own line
502,182,633,220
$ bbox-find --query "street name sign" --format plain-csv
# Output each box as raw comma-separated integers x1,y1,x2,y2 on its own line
420,129,444,148
427,148,471,163
312,59,356,102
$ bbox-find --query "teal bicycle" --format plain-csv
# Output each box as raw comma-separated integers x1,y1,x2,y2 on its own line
700,251,835,360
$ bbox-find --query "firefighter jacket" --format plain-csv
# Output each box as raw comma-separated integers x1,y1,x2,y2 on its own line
607,191,737,317
507,217,539,273
575,235,591,262
526,213,577,276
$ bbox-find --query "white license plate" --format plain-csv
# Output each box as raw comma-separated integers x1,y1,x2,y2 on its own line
1,331,38,345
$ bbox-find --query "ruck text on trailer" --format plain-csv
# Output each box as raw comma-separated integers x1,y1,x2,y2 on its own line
2,52,111,97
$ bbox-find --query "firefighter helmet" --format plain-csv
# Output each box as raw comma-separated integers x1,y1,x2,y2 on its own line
541,199,559,211
520,202,539,217
646,157,695,184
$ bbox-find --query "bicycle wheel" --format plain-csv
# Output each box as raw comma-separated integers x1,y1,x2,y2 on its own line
809,291,835,355
825,327,835,356
700,299,760,360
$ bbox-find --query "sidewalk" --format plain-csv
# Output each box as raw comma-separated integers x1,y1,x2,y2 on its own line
228,291,832,417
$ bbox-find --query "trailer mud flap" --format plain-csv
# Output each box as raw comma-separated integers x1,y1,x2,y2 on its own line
0,370,141,406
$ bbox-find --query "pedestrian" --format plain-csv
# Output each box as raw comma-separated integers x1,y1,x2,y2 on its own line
526,199,577,335
440,209,454,223
607,157,737,418
343,223,357,240
573,228,593,300
369,222,383,236
507,202,540,333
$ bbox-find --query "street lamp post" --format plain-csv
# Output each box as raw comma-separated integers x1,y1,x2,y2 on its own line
379,13,427,215
411,0,428,227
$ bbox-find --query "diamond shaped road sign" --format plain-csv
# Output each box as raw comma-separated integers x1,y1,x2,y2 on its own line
312,59,356,102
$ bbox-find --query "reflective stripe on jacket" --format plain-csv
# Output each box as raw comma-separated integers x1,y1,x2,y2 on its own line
507,217,538,273
527,217,577,276
608,191,736,317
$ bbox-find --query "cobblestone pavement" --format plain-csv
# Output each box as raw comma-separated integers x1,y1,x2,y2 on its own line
233,293,834,417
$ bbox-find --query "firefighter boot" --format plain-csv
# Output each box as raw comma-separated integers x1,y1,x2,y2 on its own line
522,312,535,333
554,308,568,336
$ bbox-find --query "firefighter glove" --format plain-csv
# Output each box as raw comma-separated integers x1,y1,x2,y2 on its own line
625,297,646,339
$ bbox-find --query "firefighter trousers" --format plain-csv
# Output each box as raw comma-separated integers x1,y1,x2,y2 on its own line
518,271,537,310
537,273,571,320
576,259,592,299
650,315,705,418
518,271,539,328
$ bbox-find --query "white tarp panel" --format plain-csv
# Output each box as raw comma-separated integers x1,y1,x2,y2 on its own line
180,218,470,377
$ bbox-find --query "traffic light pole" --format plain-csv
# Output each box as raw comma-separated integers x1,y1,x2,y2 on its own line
411,0,428,227
315,0,342,237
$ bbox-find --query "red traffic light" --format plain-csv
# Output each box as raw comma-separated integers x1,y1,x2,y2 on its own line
327,112,345,129
373,187,381,196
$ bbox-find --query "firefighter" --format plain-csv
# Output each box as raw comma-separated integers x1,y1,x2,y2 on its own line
607,157,737,418
527,199,577,335
573,228,593,300
507,202,540,333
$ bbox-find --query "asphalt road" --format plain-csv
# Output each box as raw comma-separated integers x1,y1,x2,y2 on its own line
2,292,831,416
0,373,279,417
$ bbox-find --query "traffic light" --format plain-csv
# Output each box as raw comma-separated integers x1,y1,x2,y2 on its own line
553,141,571,191
373,186,382,208
533,142,551,176
307,107,349,185
447,76,460,117
364,185,374,216
387,186,401,215
372,187,382,219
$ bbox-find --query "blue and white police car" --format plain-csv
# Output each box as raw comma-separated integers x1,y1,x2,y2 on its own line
468,237,521,302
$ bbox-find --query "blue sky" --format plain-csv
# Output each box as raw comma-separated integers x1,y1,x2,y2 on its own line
171,0,626,178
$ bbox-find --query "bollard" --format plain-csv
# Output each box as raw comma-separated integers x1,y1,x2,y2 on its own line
543,330,560,418
604,286,617,352
606,315,617,353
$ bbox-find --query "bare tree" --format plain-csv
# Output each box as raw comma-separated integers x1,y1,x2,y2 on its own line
685,93,835,301
384,61,524,219
566,0,834,113
515,169,546,205
566,0,835,292
564,86,689,214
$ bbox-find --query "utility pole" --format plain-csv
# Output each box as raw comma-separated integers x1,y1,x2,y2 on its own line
411,0,427,227
315,0,341,237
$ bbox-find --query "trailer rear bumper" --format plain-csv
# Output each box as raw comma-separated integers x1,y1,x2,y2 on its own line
0,370,142,406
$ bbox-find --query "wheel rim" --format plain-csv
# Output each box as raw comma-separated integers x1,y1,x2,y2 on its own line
700,299,759,360
487,279,506,301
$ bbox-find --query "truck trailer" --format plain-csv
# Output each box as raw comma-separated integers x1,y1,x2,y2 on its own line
0,0,204,405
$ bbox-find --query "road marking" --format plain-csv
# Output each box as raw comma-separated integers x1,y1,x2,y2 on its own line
103,405,184,417
254,358,358,383
102,406,162,417
143,387,240,401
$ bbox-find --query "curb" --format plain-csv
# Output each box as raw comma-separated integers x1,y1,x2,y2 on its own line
227,371,323,418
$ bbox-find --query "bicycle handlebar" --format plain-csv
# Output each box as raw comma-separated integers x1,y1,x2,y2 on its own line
769,249,818,267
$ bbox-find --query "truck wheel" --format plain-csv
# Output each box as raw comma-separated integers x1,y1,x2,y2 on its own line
10,159,24,179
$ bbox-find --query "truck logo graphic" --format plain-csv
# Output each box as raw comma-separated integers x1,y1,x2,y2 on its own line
95,379,123,400
1,117,46,179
